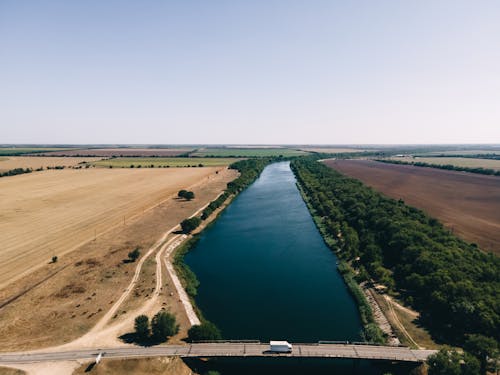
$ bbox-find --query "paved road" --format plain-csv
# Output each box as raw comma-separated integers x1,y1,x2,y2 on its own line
0,343,437,364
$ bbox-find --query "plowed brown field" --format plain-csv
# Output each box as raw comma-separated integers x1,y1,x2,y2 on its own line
0,168,221,288
324,159,500,254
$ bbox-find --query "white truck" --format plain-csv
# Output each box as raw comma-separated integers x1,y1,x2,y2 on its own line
269,340,293,353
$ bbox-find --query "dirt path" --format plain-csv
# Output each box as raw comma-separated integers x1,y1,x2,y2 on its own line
384,295,421,349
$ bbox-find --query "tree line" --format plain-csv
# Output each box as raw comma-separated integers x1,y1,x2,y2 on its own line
290,157,499,352
376,158,500,176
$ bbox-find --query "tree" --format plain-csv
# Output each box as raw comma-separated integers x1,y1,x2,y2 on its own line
187,321,222,342
464,334,498,374
51,256,58,263
128,248,141,262
184,191,195,200
180,217,202,234
178,190,188,198
151,311,179,341
134,315,149,340
427,349,462,375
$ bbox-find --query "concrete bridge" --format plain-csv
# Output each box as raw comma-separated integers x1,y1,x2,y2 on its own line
0,343,437,364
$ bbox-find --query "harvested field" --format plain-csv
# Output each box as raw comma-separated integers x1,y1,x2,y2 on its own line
390,156,500,171
0,167,237,350
0,156,101,172
38,148,193,157
324,159,500,254
192,147,307,157
299,147,368,153
0,168,224,289
0,148,73,156
93,157,236,168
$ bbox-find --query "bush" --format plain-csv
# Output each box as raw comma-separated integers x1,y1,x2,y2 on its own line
187,321,222,342
128,248,141,262
181,217,202,234
151,311,179,341
134,315,149,340
51,256,58,263
178,190,195,200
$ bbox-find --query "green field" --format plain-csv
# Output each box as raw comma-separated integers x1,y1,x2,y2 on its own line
192,147,307,157
391,156,500,171
0,148,73,156
93,157,238,168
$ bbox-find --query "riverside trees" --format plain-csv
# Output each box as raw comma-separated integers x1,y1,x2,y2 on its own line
291,157,499,353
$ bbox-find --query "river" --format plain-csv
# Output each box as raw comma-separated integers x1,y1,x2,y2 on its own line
184,161,416,374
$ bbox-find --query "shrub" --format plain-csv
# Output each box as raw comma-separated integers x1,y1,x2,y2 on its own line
187,321,222,342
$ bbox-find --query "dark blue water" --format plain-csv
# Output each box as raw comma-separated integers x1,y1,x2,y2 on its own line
185,162,362,342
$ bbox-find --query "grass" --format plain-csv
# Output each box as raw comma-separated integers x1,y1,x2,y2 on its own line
93,157,237,168
391,156,500,171
0,147,73,155
191,147,308,157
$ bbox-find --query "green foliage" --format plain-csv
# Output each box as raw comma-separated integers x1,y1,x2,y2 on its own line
151,311,179,341
464,334,498,374
51,256,58,263
134,315,149,339
226,158,274,194
128,248,141,262
181,217,202,234
201,192,229,220
291,157,500,348
427,348,480,375
0,167,33,178
187,321,222,342
178,190,195,200
178,189,188,198
173,237,200,298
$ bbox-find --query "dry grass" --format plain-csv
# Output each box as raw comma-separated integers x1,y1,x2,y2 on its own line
0,168,221,288
0,156,101,172
0,168,237,351
72,357,194,375
0,367,26,375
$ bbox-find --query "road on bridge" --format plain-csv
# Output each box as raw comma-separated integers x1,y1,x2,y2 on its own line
0,343,437,364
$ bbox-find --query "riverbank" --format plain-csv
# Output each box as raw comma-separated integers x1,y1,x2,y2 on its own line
292,178,387,344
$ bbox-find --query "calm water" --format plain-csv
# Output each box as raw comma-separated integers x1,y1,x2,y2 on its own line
185,162,361,340
184,162,412,374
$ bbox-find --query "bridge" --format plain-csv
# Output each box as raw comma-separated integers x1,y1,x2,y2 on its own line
0,343,437,364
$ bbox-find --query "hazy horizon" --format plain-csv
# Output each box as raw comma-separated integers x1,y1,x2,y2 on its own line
1,1,499,144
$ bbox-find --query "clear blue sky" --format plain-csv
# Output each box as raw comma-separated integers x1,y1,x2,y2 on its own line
1,0,499,144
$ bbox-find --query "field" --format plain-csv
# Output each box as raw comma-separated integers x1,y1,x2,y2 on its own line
0,156,101,172
0,167,236,350
390,156,500,171
417,148,500,156
0,168,223,288
324,159,500,254
0,147,73,156
298,147,368,153
191,147,307,157
38,148,193,157
73,357,193,375
93,157,237,168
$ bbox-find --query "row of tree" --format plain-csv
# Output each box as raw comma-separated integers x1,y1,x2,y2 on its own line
376,158,500,176
290,158,499,355
0,167,33,178
134,310,179,343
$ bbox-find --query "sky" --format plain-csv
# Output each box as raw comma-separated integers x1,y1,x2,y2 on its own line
1,0,499,144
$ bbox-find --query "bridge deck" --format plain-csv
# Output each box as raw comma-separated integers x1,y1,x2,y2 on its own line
0,343,437,364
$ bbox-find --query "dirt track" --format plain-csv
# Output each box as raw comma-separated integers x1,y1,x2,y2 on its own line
324,159,500,254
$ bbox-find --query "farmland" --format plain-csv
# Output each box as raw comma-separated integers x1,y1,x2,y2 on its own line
324,159,500,254
0,166,237,350
298,147,369,154
390,156,500,171
0,148,73,156
39,148,193,157
0,167,225,289
0,156,101,172
93,157,237,168
191,147,307,157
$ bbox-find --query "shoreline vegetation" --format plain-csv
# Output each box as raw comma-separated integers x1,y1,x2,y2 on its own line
294,179,386,344
291,157,499,368
173,158,275,340
375,158,500,176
